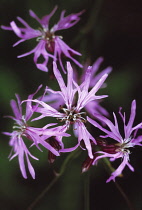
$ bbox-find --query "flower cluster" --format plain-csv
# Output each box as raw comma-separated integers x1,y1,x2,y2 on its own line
2,6,142,182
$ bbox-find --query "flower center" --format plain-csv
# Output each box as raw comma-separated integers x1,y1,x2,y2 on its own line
97,137,132,155
115,138,132,154
37,28,55,42
58,106,86,124
36,28,55,52
43,30,55,41
13,116,27,135
37,28,63,52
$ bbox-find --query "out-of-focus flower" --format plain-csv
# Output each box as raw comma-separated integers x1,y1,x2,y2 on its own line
87,100,142,182
27,61,108,159
1,6,83,72
80,57,112,117
79,57,112,88
3,86,69,179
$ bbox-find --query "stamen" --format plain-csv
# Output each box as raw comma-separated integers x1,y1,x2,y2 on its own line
57,106,86,124
12,117,27,134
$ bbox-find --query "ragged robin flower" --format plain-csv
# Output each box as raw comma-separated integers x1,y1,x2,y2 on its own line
3,86,69,179
87,100,142,182
26,61,108,159
1,6,83,72
42,56,112,117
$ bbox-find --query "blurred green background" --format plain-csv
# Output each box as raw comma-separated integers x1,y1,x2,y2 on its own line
1,0,142,209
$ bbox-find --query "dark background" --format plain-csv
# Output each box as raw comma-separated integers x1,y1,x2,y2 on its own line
1,0,142,209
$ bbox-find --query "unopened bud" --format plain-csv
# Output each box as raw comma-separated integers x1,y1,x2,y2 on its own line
47,137,61,164
82,156,95,173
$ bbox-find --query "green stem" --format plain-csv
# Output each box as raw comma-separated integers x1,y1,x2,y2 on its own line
102,157,117,173
27,148,81,210
84,172,90,210
114,181,136,210
102,158,136,210
72,0,104,45
27,175,59,210
82,0,104,34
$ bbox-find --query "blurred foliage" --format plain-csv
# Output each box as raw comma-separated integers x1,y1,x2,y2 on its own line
0,0,142,209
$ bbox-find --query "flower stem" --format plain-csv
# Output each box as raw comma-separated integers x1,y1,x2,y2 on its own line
27,148,81,210
72,0,104,45
102,158,136,210
27,175,59,210
82,0,104,34
84,172,90,210
114,181,136,210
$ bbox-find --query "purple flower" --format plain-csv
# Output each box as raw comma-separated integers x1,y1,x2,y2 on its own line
87,100,142,182
77,57,112,117
4,86,68,179
79,57,112,88
27,61,108,158
2,6,83,72
42,57,112,117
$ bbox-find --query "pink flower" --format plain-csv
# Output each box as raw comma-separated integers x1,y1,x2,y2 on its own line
27,61,108,159
4,86,68,179
42,57,112,117
2,6,83,72
87,100,142,182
